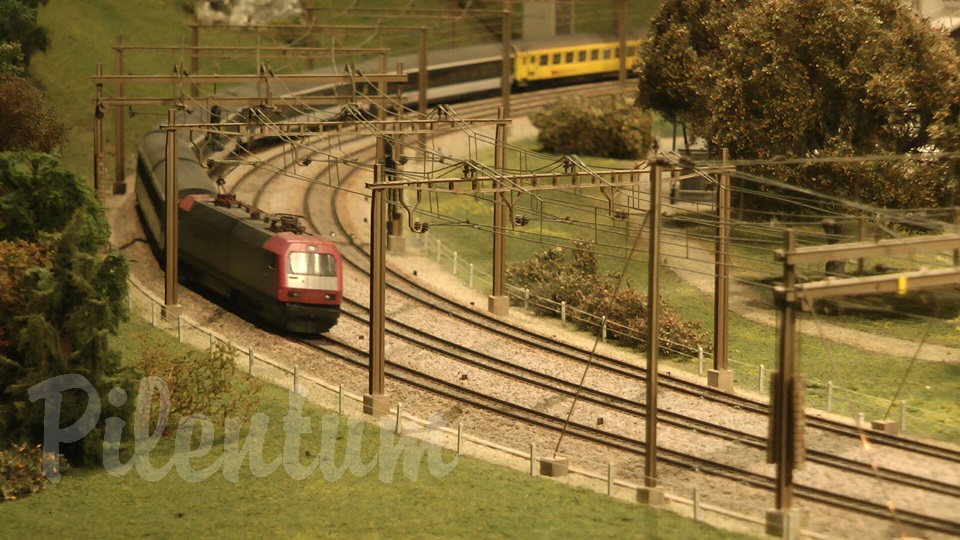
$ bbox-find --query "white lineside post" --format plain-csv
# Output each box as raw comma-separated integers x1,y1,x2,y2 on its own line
457,423,464,455
395,403,403,435
607,462,614,496
827,382,833,412
530,443,537,476
338,384,344,415
248,346,254,376
900,401,906,433
294,365,299,395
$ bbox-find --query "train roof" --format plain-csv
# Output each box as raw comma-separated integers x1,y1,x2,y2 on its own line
180,194,335,252
514,33,643,53
139,130,218,198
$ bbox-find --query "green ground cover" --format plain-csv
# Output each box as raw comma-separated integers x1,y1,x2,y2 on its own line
0,318,749,539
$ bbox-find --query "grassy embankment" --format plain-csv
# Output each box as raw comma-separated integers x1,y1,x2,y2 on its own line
0,318,749,540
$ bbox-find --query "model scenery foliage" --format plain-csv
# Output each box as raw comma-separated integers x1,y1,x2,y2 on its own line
531,95,654,159
0,152,135,469
634,0,960,210
507,240,710,355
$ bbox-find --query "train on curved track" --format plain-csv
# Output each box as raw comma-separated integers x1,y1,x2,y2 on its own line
135,129,343,334
133,33,640,334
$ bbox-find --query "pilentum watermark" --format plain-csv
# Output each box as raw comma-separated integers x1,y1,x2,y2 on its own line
27,375,459,483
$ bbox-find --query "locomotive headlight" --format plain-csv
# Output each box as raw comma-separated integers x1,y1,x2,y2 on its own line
288,291,300,298
324,293,336,300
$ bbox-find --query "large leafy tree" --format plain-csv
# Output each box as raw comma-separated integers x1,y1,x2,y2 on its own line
0,152,133,467
635,0,960,209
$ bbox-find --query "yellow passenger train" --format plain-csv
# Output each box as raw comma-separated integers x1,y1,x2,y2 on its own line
513,36,642,87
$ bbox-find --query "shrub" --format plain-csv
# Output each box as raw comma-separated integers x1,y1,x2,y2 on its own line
0,443,66,502
507,240,709,356
133,334,261,434
530,95,654,159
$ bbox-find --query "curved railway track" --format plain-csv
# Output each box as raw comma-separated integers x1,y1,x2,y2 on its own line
299,329,960,536
207,82,960,537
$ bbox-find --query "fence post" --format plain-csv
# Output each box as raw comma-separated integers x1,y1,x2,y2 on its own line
468,263,474,289
827,381,833,412
601,316,607,342
758,364,764,393
177,317,182,342
457,423,464,455
697,346,704,376
248,347,254,376
524,288,529,310
607,462,614,496
436,239,442,263
452,251,458,275
693,488,701,521
395,403,403,435
857,412,865,428
561,301,566,324
900,400,907,433
530,443,537,476
338,384,344,415
294,365,299,396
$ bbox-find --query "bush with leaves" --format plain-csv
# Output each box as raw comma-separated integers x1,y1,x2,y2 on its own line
0,442,66,502
0,152,134,468
506,240,709,356
133,334,261,434
0,73,65,153
530,95,654,159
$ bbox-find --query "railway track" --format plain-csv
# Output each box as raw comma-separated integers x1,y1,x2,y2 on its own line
299,329,960,537
210,82,960,537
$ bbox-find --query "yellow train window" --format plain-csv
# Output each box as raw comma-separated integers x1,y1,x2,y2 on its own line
603,49,612,60
552,53,561,64
578,51,586,62
591,49,599,61
627,46,636,57
540,54,548,66
565,52,574,63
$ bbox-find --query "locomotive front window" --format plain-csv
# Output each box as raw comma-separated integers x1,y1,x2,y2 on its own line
288,251,337,277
